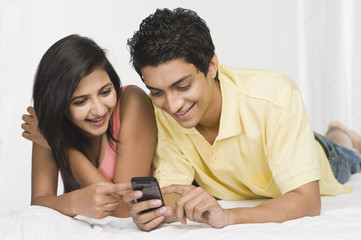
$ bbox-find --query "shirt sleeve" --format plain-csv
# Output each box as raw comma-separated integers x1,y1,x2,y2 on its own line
265,88,321,194
153,131,195,188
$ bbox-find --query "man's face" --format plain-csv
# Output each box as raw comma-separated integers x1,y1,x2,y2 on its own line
142,57,218,129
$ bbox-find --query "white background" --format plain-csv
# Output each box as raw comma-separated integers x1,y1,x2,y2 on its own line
0,0,360,215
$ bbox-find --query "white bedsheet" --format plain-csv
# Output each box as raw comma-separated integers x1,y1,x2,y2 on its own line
1,173,361,240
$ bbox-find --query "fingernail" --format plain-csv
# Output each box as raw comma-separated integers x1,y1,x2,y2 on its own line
134,191,142,198
152,200,162,206
159,207,166,214
156,216,164,222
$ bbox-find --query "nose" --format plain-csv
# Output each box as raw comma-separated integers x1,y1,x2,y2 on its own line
90,98,106,116
165,92,183,113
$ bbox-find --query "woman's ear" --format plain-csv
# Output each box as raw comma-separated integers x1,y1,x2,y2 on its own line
208,53,218,79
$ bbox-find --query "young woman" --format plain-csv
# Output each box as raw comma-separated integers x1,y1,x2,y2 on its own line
21,34,157,218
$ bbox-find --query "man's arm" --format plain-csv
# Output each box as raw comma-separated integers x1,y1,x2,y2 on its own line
225,181,320,225
161,180,320,228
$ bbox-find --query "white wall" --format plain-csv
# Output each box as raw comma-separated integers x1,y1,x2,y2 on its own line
0,0,307,215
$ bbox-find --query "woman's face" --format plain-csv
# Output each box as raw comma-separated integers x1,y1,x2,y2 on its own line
68,68,117,138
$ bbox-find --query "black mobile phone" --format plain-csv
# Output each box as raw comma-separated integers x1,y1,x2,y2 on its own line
130,177,165,213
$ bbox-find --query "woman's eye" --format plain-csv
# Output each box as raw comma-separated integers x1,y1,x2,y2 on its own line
73,99,85,106
101,88,111,96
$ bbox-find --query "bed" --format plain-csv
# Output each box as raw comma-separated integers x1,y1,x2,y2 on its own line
1,172,361,240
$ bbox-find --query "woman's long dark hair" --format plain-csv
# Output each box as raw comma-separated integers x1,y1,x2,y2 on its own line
33,34,121,193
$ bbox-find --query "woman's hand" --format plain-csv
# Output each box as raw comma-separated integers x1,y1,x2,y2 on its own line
72,182,132,219
21,106,50,149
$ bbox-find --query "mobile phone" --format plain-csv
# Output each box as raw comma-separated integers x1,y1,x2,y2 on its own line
130,177,165,213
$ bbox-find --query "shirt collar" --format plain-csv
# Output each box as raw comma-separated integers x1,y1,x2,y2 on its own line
215,64,242,140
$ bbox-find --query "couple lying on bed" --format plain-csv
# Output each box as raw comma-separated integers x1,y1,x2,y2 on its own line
21,8,361,231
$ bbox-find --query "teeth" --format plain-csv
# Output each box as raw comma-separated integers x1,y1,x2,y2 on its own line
177,109,188,115
89,117,103,122
176,104,194,116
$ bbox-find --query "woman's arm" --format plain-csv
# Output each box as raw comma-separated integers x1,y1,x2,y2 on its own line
114,86,156,183
111,86,157,216
24,107,126,217
31,143,131,218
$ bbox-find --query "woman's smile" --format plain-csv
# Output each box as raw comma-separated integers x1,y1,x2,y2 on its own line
85,114,107,127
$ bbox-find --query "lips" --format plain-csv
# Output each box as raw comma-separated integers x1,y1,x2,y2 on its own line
86,115,107,126
175,102,195,117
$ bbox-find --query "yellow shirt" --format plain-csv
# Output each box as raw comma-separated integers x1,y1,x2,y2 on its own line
153,64,351,200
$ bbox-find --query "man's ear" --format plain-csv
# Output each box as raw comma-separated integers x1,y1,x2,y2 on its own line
208,53,218,79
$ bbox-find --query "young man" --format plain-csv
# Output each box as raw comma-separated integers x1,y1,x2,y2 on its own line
125,8,361,231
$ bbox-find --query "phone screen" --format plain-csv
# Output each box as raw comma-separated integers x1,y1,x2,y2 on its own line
131,177,165,213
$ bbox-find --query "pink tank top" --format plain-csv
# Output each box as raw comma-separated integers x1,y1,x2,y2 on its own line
98,86,129,180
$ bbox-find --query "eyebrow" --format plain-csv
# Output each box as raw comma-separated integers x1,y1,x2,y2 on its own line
146,74,192,90
70,83,113,102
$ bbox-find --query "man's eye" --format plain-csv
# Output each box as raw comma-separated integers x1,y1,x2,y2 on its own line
150,91,163,97
178,84,191,91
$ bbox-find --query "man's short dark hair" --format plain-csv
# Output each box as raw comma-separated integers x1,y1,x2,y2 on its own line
127,8,215,79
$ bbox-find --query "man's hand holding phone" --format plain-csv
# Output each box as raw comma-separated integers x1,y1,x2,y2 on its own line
123,177,175,231
131,177,165,212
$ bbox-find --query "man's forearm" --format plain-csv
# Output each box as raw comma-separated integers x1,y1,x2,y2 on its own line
225,181,321,225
